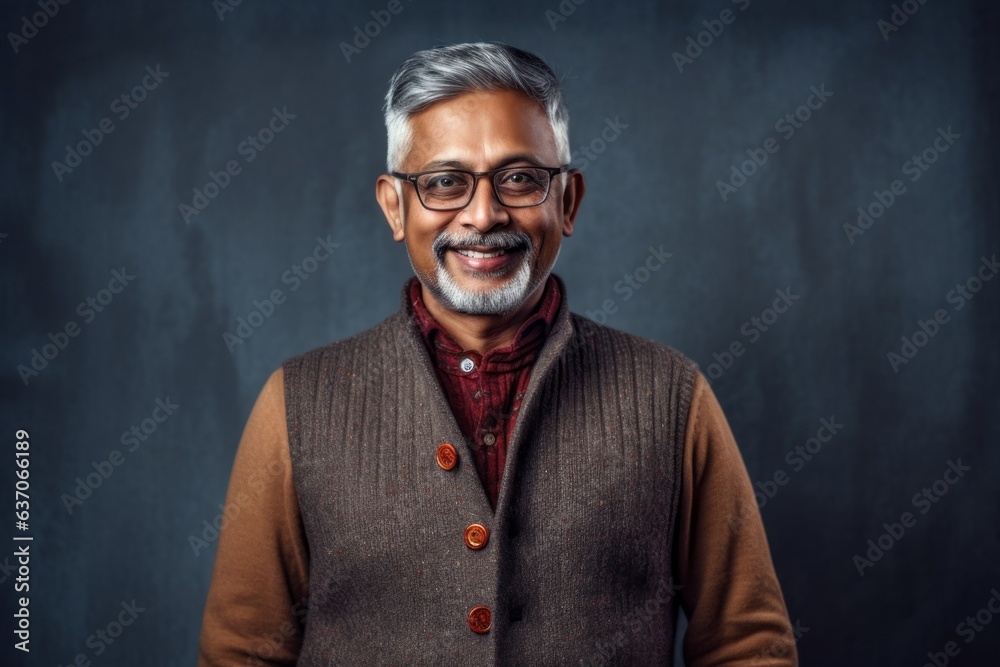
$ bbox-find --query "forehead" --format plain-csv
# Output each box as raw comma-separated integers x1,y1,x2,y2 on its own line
404,89,558,170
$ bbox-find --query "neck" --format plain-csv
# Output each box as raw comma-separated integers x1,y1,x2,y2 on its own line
420,279,547,353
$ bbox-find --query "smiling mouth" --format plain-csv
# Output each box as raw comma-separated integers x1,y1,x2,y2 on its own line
444,243,527,275
452,247,509,259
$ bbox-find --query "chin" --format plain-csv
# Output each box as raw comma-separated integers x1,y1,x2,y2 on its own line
432,257,538,316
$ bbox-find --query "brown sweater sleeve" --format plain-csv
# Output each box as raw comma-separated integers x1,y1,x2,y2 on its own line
676,372,798,666
197,368,796,664
198,368,310,666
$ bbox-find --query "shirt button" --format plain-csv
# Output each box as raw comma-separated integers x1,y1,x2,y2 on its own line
468,605,492,634
459,357,475,373
435,443,458,471
463,523,489,550
483,433,496,447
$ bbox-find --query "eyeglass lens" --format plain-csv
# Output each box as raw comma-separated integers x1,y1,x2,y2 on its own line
415,167,552,209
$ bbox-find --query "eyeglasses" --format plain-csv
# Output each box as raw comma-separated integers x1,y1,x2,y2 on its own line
390,164,569,211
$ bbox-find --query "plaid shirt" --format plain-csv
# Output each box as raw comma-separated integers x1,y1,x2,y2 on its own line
407,274,561,509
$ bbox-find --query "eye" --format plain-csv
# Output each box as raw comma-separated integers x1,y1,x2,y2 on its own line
503,171,535,183
497,168,545,191
429,175,456,188
420,172,470,193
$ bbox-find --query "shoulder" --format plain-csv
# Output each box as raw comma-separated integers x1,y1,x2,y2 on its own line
282,309,409,373
567,311,701,377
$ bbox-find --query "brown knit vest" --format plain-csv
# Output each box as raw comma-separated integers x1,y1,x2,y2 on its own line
283,275,697,665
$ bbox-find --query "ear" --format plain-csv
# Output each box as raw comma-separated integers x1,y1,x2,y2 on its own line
376,174,406,242
559,168,585,237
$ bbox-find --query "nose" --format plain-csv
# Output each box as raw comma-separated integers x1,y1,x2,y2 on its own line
456,174,509,232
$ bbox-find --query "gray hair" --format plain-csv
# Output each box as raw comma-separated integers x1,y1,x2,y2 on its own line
383,42,571,173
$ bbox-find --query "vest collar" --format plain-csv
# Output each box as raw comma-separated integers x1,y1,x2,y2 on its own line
402,273,562,376
394,272,577,517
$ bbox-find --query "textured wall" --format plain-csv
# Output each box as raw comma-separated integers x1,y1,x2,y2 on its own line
2,0,998,665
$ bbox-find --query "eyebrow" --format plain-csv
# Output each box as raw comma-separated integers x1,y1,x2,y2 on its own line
419,154,547,171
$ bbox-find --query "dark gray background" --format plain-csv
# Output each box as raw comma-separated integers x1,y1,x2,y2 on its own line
2,0,998,665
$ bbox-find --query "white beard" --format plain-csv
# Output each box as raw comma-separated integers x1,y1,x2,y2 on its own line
407,232,558,316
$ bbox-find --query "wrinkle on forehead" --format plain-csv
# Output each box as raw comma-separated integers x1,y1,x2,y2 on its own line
404,89,560,172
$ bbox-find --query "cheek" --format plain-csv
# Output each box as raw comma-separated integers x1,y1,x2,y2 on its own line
404,219,447,262
531,219,560,257
407,234,433,260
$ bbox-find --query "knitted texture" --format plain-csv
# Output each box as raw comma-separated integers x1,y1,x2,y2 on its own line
283,274,698,665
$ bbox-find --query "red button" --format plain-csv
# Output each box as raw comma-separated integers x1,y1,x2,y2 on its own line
468,605,492,633
464,523,489,550
436,443,458,471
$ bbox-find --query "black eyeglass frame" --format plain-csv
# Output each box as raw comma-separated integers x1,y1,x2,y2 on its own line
390,164,570,211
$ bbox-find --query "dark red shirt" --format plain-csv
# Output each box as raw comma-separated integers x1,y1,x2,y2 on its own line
406,274,562,509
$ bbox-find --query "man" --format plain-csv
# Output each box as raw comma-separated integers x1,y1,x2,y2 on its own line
199,42,797,665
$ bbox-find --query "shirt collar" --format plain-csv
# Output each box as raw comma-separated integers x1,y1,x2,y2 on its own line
403,273,564,375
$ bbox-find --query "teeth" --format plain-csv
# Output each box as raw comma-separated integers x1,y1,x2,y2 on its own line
455,248,506,259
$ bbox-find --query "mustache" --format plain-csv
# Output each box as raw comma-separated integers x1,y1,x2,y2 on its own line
432,231,532,258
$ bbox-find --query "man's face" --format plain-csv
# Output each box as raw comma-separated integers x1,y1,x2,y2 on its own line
377,89,583,317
